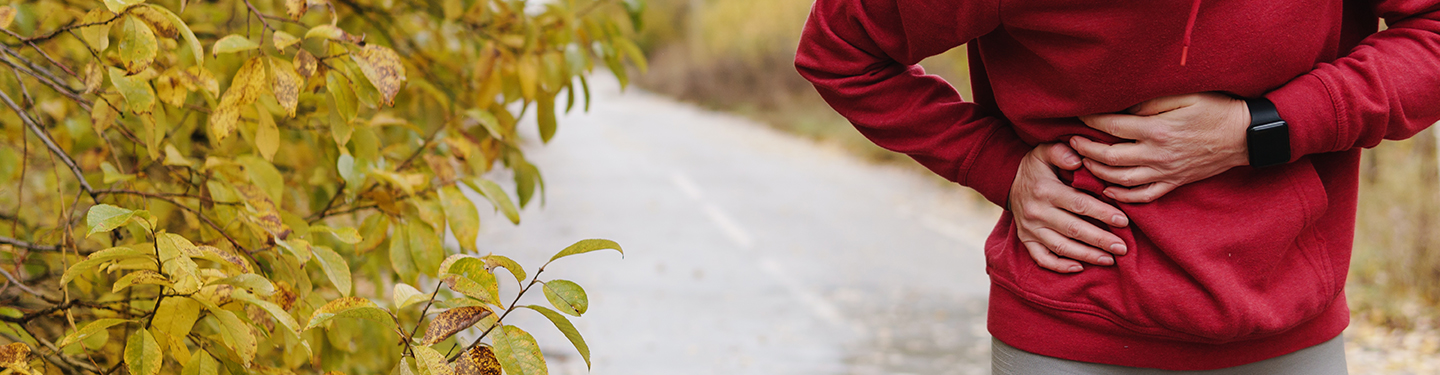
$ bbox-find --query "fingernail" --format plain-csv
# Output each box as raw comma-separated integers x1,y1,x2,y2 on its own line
1104,190,1117,199
1064,154,1080,165
1111,215,1128,226
1068,265,1083,272
1110,244,1127,255
1098,256,1114,265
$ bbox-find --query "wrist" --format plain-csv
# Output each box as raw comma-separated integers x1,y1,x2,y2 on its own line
1243,97,1291,167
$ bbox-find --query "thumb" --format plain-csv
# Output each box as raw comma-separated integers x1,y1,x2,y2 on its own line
1127,94,1200,116
1040,142,1083,171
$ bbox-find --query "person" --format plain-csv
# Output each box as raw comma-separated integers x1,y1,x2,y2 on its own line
795,0,1440,373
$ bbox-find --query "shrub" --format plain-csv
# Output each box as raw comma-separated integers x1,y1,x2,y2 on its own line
0,0,643,374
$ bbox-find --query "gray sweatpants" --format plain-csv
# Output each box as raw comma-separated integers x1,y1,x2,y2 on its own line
993,335,1347,374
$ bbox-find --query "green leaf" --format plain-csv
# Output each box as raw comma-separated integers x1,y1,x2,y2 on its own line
442,274,501,307
210,273,275,296
464,178,519,225
464,109,504,140
438,186,481,252
211,34,259,56
327,71,358,123
482,255,526,285
392,283,428,310
420,306,491,345
145,5,202,66
524,305,590,369
86,204,138,237
537,94,557,143
312,245,353,296
303,297,392,330
181,351,218,375
231,289,301,334
304,25,350,41
413,346,454,375
542,279,588,316
119,15,157,74
547,239,623,263
125,329,162,375
103,0,143,13
513,159,543,208
492,325,547,375
357,214,389,254
408,220,444,278
439,256,499,304
389,221,418,281
57,319,130,347
109,67,156,114
309,225,362,244
237,156,284,204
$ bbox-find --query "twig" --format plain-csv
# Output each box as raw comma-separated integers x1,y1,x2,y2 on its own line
0,236,61,252
449,267,548,362
0,89,96,199
0,266,48,298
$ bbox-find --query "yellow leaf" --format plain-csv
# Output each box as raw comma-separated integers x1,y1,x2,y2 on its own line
180,66,219,97
212,34,260,56
0,342,31,372
164,144,194,167
91,97,118,134
131,6,176,38
182,352,218,375
103,0,144,13
154,69,187,107
392,283,427,310
455,345,503,375
79,9,114,52
0,6,15,30
439,185,480,252
112,269,172,292
235,184,290,240
109,67,155,114
352,44,407,106
83,62,104,94
492,326,547,375
311,245,352,296
144,5,203,66
303,297,391,330
124,329,162,375
286,0,307,19
141,114,165,161
119,15,158,74
255,104,279,161
208,58,266,141
273,31,301,51
326,71,358,122
304,25,351,42
268,57,302,117
414,346,454,375
518,54,538,101
294,49,318,78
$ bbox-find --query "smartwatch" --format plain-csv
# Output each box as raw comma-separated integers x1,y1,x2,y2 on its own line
1244,97,1290,168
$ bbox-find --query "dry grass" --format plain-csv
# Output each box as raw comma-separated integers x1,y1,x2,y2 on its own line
634,0,1440,331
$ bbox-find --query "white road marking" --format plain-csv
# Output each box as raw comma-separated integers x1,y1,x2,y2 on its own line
669,170,864,337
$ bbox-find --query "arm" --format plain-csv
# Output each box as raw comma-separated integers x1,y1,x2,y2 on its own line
796,0,1129,272
1073,2,1440,202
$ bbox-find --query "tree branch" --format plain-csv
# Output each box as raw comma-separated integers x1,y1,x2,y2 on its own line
0,235,61,252
0,88,96,199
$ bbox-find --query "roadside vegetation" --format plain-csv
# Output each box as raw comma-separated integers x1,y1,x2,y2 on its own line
633,0,1440,333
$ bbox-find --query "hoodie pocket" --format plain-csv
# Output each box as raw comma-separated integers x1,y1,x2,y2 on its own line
987,158,1336,342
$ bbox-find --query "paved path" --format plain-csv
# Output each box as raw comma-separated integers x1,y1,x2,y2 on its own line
466,75,1001,375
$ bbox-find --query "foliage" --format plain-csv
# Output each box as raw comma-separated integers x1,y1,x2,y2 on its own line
0,0,642,374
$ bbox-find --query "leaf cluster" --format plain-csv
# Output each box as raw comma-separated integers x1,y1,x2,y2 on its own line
0,0,643,374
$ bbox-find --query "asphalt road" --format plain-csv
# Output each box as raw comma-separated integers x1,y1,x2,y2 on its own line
464,75,1001,375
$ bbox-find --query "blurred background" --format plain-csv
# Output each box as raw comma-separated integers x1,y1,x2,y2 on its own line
484,0,1440,373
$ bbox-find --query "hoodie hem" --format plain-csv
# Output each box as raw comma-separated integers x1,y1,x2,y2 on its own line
987,283,1350,371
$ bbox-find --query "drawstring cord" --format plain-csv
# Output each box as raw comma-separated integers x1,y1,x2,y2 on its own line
1181,0,1202,66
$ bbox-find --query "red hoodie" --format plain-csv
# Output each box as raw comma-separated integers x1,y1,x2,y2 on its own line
796,0,1440,370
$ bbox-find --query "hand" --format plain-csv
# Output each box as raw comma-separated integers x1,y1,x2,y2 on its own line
1073,92,1252,203
1009,143,1131,273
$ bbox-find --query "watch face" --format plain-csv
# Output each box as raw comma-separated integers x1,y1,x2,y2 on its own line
1248,120,1290,167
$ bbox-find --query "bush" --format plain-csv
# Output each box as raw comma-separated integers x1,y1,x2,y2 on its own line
0,0,642,374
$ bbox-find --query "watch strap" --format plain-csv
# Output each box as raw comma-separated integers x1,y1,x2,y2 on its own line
1244,97,1290,167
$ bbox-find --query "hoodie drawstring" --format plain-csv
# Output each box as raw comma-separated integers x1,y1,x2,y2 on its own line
1181,0,1202,66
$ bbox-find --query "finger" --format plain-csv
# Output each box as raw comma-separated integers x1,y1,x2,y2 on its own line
1022,240,1083,273
1083,159,1162,188
1126,94,1200,116
1077,113,1151,140
1103,182,1179,203
1069,137,1151,167
1050,189,1130,250
1034,228,1116,266
1039,143,1082,170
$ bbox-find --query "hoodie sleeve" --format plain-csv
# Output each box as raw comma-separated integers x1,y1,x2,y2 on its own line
794,0,1027,208
1268,0,1440,159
